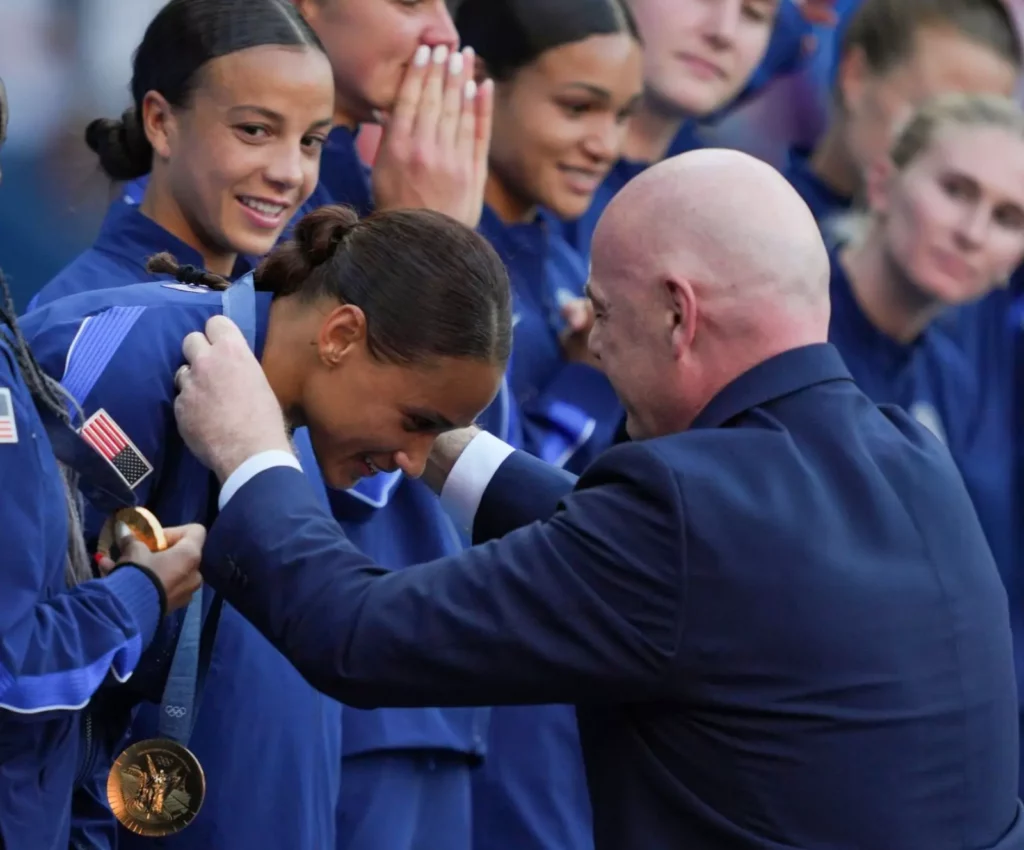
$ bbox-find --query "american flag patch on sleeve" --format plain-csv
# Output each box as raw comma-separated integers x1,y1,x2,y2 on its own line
80,409,153,489
0,388,18,444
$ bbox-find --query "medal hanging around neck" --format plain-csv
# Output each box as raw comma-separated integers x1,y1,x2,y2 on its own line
100,508,218,837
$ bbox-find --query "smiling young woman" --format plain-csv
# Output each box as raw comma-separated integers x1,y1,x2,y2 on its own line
31,0,336,308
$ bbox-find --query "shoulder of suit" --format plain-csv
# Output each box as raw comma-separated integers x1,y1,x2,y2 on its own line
578,438,682,494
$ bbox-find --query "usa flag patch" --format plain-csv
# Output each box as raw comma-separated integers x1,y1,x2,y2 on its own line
0,388,18,444
80,409,153,489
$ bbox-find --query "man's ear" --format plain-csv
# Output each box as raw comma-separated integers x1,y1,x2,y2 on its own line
665,277,697,359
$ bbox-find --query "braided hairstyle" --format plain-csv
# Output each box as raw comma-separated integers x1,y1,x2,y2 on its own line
0,273,92,586
147,252,232,289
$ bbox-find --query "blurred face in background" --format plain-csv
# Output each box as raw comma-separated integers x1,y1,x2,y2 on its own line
839,25,1019,186
868,124,1024,305
487,33,644,222
147,45,334,268
295,0,459,123
627,0,777,117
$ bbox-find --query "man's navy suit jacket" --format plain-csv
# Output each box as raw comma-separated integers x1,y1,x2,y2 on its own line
203,343,1024,850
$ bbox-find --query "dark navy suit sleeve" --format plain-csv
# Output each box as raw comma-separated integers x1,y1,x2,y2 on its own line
202,443,685,708
471,448,577,544
0,346,161,713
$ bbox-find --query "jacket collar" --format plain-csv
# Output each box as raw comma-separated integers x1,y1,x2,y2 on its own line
691,343,852,430
96,202,254,279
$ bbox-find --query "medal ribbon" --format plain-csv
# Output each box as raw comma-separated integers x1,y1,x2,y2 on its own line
155,272,256,743
157,591,222,743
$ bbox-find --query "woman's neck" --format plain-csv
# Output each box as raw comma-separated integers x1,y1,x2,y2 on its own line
841,227,945,343
259,295,311,423
621,93,687,165
484,171,535,224
140,175,237,277
808,120,860,201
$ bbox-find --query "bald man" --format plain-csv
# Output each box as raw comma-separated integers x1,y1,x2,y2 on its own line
173,150,1022,850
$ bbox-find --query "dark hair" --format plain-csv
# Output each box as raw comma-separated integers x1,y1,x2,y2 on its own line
838,0,1022,91
86,0,324,182
148,205,513,366
455,0,638,81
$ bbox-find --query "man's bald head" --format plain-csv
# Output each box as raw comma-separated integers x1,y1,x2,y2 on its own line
595,148,830,319
586,149,832,438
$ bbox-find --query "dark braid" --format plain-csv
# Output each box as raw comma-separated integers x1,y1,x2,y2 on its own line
147,252,231,291
0,270,92,586
0,270,77,424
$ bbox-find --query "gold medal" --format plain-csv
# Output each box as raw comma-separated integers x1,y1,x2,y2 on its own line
107,738,206,836
97,506,168,559
101,508,206,835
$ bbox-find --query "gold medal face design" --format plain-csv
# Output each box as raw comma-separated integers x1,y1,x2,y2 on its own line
97,506,167,558
107,738,206,836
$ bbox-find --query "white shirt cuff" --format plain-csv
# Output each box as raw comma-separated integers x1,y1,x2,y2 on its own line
219,450,303,510
439,430,514,535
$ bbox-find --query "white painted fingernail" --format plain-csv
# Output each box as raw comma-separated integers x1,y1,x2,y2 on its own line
449,51,464,76
414,45,430,67
433,45,449,65
464,80,477,101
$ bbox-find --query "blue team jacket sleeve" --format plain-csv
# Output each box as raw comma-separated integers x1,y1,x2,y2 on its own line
202,442,685,708
25,304,186,702
519,361,622,473
0,350,161,713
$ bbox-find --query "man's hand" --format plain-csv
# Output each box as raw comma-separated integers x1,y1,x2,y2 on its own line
559,298,600,369
100,524,207,614
173,315,292,482
372,44,494,228
422,426,482,495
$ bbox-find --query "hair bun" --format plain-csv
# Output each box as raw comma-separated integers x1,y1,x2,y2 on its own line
84,108,153,182
294,205,361,269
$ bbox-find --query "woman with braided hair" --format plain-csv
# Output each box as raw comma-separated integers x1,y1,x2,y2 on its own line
0,75,204,850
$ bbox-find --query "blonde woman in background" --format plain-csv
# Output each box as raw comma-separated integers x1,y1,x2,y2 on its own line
826,91,1024,791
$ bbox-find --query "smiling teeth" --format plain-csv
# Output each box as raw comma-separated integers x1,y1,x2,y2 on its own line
241,198,285,216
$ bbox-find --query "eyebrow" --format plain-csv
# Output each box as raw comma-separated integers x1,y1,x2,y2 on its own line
227,104,333,131
403,407,456,431
227,105,285,123
560,83,613,101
